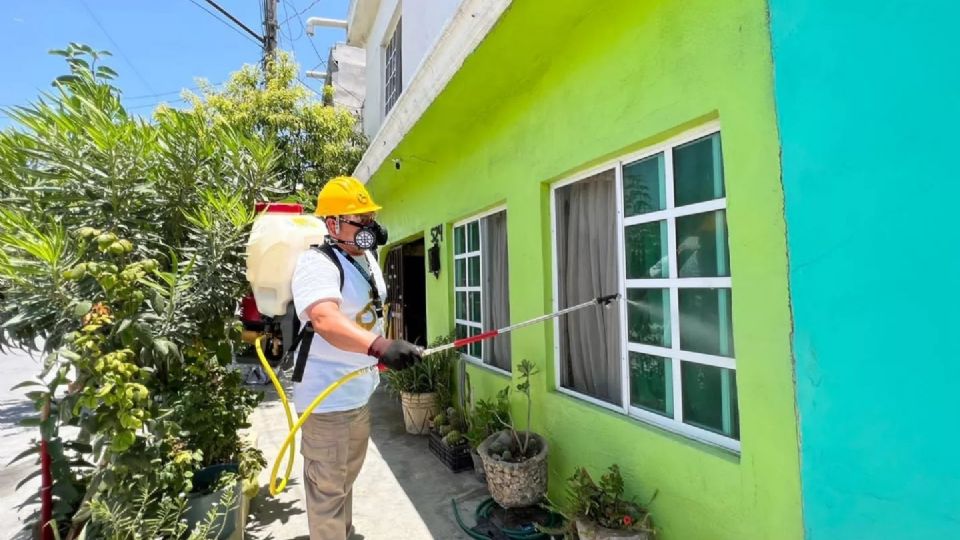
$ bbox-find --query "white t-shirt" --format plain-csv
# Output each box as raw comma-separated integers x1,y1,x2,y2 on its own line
290,246,386,414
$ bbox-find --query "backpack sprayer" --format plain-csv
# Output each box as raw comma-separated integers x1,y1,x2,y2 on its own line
253,293,620,496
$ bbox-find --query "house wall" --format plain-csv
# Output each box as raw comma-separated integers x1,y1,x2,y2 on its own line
769,1,960,538
366,0,803,538
361,0,462,137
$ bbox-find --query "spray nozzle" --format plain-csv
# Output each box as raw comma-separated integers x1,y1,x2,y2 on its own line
597,293,620,306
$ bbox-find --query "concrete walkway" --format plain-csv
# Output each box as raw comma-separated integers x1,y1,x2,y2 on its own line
0,345,47,539
245,377,490,540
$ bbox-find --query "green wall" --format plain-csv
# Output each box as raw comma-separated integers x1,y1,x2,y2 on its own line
367,1,801,538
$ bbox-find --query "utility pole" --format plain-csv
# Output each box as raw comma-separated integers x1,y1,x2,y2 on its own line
263,0,278,72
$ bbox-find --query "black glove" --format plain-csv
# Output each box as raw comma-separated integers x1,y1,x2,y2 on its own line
368,336,422,370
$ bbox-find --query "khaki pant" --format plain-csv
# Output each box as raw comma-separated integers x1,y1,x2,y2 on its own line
300,405,370,540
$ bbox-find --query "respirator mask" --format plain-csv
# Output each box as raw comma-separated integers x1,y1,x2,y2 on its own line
337,217,389,250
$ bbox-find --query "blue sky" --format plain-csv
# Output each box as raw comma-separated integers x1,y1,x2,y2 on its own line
0,0,349,123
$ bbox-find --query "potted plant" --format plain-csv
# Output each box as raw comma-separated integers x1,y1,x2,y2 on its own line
382,334,455,434
546,465,657,540
477,359,549,508
426,405,474,472
464,387,510,482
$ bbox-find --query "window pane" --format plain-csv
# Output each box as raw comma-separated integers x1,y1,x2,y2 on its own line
454,226,465,255
681,362,739,440
455,259,466,287
468,256,480,287
673,133,725,207
469,291,481,323
679,288,734,357
625,220,668,279
626,288,670,348
630,353,673,417
623,153,666,216
676,210,731,278
456,292,467,320
456,323,468,340
469,326,481,358
468,221,480,252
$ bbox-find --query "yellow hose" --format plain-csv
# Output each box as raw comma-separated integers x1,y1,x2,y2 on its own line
254,336,376,496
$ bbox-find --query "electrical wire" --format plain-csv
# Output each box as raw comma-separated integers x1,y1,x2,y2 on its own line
186,0,263,47
79,0,158,94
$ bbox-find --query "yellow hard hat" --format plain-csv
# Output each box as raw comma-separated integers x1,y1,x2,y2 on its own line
314,176,382,217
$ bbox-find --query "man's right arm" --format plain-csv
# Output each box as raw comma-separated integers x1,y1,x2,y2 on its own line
305,299,378,355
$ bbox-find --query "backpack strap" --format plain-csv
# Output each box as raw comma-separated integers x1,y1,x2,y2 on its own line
290,243,346,383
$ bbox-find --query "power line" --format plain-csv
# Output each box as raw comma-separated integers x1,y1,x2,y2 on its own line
202,0,264,43
78,0,157,94
185,0,262,46
281,0,321,25
281,0,304,43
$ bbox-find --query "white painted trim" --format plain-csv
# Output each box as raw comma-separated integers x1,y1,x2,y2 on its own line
463,353,512,378
557,386,627,415
618,121,723,169
453,204,508,227
454,319,483,329
623,198,727,226
628,406,741,452
615,163,631,415
626,343,736,370
354,0,513,181
625,278,732,289
550,182,562,393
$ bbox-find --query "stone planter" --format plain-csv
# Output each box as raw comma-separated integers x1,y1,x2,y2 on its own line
576,519,653,540
400,392,439,435
477,430,548,508
470,449,487,483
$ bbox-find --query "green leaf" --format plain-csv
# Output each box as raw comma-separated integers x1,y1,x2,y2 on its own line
73,301,92,318
110,430,136,452
10,380,46,391
18,417,42,427
95,382,114,398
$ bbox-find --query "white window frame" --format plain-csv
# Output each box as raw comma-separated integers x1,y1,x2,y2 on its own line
550,120,740,452
382,13,402,116
453,206,511,376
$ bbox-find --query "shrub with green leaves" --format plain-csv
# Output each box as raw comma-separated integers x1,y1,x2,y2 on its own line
0,43,361,538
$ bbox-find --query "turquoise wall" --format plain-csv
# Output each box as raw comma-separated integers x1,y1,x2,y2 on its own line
769,1,960,538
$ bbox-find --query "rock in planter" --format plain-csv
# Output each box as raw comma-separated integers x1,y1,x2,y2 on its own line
477,430,548,508
400,392,439,435
576,519,654,540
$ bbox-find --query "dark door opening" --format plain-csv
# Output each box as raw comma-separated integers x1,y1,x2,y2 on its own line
384,238,427,346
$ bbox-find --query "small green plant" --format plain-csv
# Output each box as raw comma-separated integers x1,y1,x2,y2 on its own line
486,359,540,462
381,334,455,402
465,386,509,450
544,465,657,537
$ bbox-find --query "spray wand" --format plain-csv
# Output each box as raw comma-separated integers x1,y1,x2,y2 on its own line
257,293,620,495
420,293,620,357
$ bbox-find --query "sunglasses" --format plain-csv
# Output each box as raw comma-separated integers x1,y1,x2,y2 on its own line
338,216,376,227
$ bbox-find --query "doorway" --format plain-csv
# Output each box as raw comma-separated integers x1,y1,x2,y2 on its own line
384,238,427,346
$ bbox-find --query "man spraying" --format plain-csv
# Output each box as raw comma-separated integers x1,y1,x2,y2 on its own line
291,176,422,539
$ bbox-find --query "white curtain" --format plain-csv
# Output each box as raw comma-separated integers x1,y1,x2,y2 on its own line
481,211,511,371
556,170,621,403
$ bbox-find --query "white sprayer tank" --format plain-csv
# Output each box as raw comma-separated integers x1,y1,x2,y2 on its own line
246,203,327,317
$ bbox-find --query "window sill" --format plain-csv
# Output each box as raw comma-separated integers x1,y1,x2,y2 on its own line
461,354,512,378
551,386,741,461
